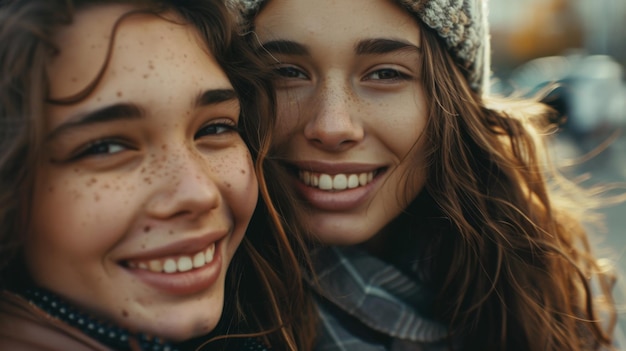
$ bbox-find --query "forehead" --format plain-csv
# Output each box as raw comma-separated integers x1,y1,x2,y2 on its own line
46,4,221,100
255,0,420,45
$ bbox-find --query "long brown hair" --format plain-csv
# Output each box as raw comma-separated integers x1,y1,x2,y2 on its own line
407,23,617,350
0,0,315,349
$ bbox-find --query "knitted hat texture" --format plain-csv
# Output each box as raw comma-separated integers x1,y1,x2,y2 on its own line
228,0,490,92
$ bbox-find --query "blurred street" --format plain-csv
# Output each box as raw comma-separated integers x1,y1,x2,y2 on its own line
552,132,626,272
488,0,626,337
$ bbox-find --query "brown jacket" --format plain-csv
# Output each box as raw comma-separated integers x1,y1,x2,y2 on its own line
0,291,114,351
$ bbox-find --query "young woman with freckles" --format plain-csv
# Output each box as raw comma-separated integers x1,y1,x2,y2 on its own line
0,0,315,350
230,0,619,350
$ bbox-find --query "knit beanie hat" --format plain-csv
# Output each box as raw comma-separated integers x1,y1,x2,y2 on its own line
228,0,490,93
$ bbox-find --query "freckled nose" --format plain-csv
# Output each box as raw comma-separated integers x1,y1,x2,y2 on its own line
304,80,364,151
145,148,220,220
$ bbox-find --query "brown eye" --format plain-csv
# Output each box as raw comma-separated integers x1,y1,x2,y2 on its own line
195,122,238,139
366,68,408,81
276,66,308,79
74,140,128,159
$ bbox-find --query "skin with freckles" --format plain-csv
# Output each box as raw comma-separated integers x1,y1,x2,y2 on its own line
24,5,257,341
255,0,428,246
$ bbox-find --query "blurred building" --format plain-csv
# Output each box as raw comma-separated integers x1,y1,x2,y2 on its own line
489,0,626,134
489,0,626,78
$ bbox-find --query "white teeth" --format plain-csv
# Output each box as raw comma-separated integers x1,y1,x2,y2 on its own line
128,243,217,274
333,174,347,190
148,260,162,272
348,174,359,189
299,170,376,191
177,256,193,272
311,174,319,186
193,251,205,268
319,174,333,190
205,244,215,263
302,171,310,185
163,259,177,273
359,173,368,186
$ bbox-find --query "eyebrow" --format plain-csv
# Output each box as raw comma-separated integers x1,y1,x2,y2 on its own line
259,40,309,56
194,89,238,107
46,103,143,141
47,89,238,142
259,38,420,57
355,38,421,55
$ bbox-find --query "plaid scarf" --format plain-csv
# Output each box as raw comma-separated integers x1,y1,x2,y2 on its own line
310,246,451,351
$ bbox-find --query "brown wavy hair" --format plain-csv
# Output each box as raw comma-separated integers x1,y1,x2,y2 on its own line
398,24,618,351
0,0,316,349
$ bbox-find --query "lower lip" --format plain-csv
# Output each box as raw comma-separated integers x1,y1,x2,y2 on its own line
124,245,223,296
292,170,384,211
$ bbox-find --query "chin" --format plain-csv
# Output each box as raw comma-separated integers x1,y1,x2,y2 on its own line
128,298,225,342
310,220,380,246
153,316,220,342
314,231,377,247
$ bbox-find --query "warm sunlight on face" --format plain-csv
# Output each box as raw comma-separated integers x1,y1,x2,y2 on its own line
25,5,257,341
255,0,429,245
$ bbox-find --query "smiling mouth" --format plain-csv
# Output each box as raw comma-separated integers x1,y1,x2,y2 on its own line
298,170,379,191
124,243,215,274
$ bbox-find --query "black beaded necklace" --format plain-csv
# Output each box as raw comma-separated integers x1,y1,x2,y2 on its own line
18,287,179,351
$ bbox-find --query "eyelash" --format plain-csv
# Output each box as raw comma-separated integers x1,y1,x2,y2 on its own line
72,139,131,160
275,65,309,80
194,120,239,139
364,68,412,81
274,65,412,83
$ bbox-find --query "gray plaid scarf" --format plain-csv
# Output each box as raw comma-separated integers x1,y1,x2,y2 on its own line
310,246,452,351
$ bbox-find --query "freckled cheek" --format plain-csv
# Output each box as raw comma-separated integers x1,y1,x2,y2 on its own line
379,107,428,157
32,172,140,248
210,148,258,221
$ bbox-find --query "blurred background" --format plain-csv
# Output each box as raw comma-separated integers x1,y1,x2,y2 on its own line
487,0,626,338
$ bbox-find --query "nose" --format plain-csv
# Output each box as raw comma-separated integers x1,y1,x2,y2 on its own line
304,79,364,151
144,148,220,220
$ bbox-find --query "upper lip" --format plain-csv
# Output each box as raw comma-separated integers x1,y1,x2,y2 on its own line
119,231,227,262
288,160,383,174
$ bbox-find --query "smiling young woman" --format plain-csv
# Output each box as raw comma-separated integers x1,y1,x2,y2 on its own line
228,0,619,350
0,0,315,350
